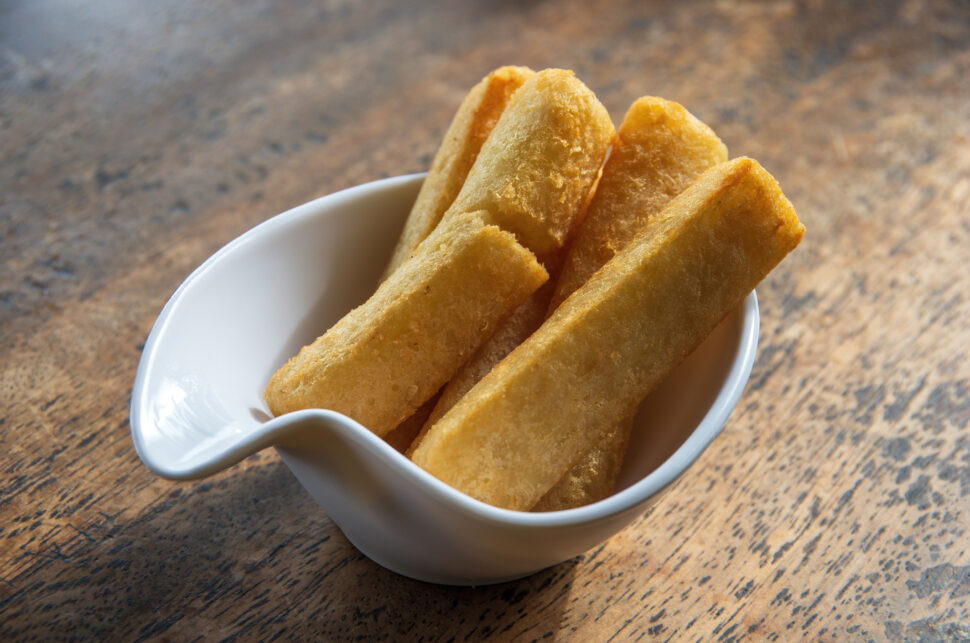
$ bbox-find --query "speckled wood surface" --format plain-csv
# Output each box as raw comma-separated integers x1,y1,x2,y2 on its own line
1,0,968,639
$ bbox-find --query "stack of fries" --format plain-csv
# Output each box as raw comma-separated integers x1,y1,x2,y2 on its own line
265,67,804,511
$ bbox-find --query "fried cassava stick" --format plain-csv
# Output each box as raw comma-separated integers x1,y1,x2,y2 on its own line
534,96,728,510
382,67,611,448
411,158,804,510
404,69,616,453
382,66,534,278
379,67,534,448
548,96,729,312
264,211,547,435
444,68,614,257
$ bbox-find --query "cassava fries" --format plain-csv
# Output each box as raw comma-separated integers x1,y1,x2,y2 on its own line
410,158,804,510
399,70,613,453
382,66,534,278
264,211,547,435
548,96,728,311
381,67,608,451
535,96,728,510
384,392,439,453
378,67,533,449
532,420,632,512
407,281,556,456
444,69,614,256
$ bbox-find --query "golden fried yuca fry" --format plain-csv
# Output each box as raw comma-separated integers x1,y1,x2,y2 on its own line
412,96,727,505
411,158,804,510
535,97,728,511
549,96,728,312
532,417,633,511
264,211,548,435
379,67,534,450
382,66,534,279
399,69,612,453
381,66,603,450
445,69,614,256
406,281,556,457
384,392,440,453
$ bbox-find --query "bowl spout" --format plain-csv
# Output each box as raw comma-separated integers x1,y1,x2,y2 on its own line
130,174,425,479
274,410,639,585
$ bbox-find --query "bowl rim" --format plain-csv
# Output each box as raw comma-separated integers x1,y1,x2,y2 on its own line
131,172,759,529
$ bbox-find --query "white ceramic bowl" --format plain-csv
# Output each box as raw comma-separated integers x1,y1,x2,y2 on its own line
130,174,759,586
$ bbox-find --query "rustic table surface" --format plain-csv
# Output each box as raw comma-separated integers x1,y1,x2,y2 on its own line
2,1,968,640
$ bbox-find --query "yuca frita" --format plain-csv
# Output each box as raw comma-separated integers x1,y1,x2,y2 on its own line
266,67,804,511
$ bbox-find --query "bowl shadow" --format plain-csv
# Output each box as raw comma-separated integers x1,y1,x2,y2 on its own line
2,460,576,640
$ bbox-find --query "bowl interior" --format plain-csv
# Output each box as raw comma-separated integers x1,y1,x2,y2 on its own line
133,173,754,497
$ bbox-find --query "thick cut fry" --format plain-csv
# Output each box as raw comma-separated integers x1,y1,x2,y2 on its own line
444,69,614,256
535,96,728,511
379,67,533,450
549,96,728,312
382,66,534,278
380,67,607,451
399,69,613,454
532,419,632,511
407,282,556,456
264,211,548,435
411,158,804,510
384,392,439,453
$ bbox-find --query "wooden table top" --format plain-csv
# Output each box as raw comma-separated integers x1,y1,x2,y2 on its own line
2,1,968,639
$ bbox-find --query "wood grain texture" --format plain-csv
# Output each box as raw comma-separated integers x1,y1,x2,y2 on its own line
2,0,968,639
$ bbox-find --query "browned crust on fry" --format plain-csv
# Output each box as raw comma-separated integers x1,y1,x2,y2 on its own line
534,96,728,510
382,66,535,278
411,158,804,509
407,281,556,457
549,96,728,313
264,211,548,435
444,69,615,256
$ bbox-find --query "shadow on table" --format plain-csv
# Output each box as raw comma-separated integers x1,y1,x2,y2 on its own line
2,459,578,640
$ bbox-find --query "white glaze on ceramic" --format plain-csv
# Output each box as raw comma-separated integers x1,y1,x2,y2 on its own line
130,174,759,585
